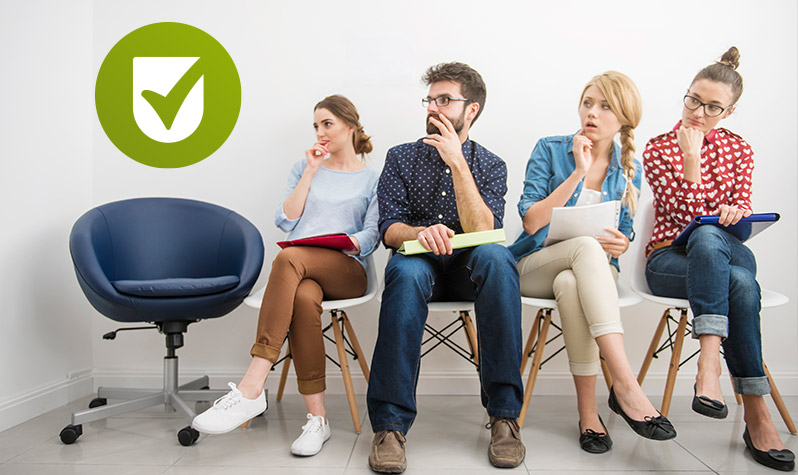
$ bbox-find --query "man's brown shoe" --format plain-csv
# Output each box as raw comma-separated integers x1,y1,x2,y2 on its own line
487,417,525,468
368,430,407,473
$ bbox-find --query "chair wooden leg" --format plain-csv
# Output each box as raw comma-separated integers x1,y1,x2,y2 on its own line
277,355,291,402
340,310,370,383
763,361,798,435
661,309,688,417
331,311,362,433
520,309,544,376
600,357,612,390
518,310,552,427
638,308,671,385
461,311,480,371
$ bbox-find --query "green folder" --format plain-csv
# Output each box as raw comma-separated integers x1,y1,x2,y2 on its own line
397,229,506,255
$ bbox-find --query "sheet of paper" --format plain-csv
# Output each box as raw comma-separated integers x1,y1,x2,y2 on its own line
544,200,621,246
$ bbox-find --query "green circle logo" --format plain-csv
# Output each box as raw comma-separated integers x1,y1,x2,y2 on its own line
96,22,241,168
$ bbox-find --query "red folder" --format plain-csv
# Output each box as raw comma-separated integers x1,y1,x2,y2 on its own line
277,233,357,252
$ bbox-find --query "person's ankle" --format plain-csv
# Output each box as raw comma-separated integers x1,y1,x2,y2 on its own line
237,383,262,400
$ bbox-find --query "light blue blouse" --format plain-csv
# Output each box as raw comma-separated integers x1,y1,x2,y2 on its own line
507,133,642,271
275,160,380,269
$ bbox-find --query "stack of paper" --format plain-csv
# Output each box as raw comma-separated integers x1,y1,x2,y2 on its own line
544,200,620,246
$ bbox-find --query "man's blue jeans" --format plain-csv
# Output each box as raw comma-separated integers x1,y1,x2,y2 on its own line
645,225,769,395
367,244,524,434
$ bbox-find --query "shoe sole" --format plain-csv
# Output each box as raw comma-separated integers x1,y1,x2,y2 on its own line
368,462,406,473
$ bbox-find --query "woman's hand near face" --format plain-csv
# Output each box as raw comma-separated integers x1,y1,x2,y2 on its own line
676,126,703,159
714,204,752,226
572,129,594,177
304,141,329,170
676,126,704,183
596,227,630,258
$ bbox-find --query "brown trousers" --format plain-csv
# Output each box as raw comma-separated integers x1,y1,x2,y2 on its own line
251,246,367,395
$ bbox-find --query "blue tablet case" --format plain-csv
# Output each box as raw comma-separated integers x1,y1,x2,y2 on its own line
671,213,780,247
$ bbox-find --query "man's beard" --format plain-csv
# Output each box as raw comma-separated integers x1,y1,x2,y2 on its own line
426,110,466,135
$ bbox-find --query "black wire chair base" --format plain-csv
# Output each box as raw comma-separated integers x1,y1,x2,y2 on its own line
420,312,478,369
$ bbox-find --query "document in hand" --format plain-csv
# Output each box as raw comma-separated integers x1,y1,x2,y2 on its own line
397,229,506,255
544,200,621,246
671,213,780,247
277,233,357,252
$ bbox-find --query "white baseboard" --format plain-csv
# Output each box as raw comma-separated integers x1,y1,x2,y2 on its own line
0,369,94,432
3,369,795,433
92,368,798,398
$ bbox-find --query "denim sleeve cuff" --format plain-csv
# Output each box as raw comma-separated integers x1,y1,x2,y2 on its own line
691,314,728,339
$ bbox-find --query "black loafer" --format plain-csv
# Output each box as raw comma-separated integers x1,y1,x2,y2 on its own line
578,417,612,454
692,384,728,419
608,386,676,440
743,426,795,472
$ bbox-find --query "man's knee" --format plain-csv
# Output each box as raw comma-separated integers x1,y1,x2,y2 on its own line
469,243,516,271
384,254,434,293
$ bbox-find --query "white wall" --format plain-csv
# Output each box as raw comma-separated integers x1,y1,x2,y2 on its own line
1,0,796,430
0,0,95,430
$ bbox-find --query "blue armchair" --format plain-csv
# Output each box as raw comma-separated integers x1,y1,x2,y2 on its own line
60,198,264,446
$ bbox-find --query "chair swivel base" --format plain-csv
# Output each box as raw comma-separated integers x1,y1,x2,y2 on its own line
59,357,268,446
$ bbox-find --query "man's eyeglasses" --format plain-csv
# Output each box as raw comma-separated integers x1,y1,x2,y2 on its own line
683,95,731,118
421,96,470,108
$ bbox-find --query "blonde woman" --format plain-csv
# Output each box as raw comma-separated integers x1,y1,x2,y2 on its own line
508,72,676,452
192,95,379,457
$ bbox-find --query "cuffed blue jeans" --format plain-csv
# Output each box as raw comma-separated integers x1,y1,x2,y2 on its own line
367,244,524,434
645,225,769,395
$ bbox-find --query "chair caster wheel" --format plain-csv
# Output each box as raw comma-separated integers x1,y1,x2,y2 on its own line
60,424,83,444
88,397,107,408
178,426,200,446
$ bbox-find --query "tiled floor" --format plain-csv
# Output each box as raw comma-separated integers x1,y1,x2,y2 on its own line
0,392,796,474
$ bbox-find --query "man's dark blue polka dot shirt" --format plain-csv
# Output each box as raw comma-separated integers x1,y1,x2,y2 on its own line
377,138,507,248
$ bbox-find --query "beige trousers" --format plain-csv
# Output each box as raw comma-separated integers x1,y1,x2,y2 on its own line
517,236,622,376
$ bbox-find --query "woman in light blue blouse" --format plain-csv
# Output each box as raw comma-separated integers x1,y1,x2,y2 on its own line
508,72,676,452
193,95,379,456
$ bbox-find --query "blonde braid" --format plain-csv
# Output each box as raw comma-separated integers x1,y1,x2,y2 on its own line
620,125,638,215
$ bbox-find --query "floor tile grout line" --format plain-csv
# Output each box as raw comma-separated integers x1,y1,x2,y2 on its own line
672,437,721,475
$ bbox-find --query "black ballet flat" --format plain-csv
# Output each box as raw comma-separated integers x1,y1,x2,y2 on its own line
743,426,795,472
578,417,612,454
692,384,728,419
608,386,676,440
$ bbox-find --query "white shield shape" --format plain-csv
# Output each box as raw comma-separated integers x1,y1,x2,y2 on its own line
132,57,204,143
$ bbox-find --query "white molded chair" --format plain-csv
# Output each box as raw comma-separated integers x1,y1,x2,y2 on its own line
631,201,795,433
244,254,378,433
517,279,642,426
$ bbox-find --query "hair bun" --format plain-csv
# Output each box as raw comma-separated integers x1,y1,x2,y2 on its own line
718,46,740,70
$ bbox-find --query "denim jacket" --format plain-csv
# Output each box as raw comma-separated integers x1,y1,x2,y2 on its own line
507,133,642,271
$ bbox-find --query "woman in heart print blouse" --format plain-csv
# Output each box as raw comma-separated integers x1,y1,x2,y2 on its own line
644,47,794,472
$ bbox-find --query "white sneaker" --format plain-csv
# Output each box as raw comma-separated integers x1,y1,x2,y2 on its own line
290,413,331,456
191,382,267,434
